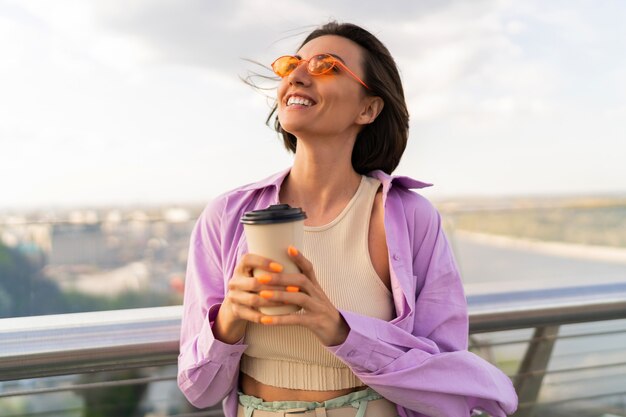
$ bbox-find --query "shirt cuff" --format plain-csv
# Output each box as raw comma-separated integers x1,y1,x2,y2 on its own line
196,303,248,365
325,310,385,372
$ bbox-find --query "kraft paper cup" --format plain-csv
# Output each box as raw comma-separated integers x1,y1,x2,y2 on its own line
241,204,307,315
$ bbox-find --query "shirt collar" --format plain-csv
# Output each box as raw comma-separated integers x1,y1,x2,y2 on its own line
238,167,292,192
238,166,433,193
367,169,433,192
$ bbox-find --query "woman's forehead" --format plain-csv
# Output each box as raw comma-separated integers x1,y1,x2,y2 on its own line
296,35,363,63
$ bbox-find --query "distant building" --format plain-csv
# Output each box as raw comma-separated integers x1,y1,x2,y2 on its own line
49,223,114,267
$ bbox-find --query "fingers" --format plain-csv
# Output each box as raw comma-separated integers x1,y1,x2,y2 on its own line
287,246,318,285
259,313,310,326
228,302,267,324
237,253,284,277
259,288,309,309
227,269,305,326
255,291,346,347
249,247,343,346
229,272,308,294
255,305,323,330
253,273,309,291
226,248,321,327
227,289,282,308
228,273,265,292
229,302,262,323
226,289,285,322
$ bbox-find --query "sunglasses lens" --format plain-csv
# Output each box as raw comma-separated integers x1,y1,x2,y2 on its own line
308,55,335,75
271,53,369,89
272,56,299,77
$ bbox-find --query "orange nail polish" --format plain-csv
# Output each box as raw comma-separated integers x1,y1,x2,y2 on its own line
288,246,298,257
260,316,273,324
269,262,283,272
286,286,300,293
257,274,272,284
259,290,274,299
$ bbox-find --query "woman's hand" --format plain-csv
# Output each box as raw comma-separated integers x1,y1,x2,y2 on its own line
213,253,287,344
214,247,350,347
256,246,350,347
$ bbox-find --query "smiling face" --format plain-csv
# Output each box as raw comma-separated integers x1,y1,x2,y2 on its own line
276,35,372,141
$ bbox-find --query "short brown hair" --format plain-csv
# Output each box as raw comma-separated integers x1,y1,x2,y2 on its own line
267,22,409,175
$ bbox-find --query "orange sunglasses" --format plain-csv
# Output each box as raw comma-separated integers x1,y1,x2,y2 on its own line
271,54,370,90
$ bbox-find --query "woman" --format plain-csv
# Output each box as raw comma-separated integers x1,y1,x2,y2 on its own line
178,22,518,417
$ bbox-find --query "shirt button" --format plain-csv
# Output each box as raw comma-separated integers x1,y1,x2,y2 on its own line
347,350,356,357
392,254,400,261
230,352,239,357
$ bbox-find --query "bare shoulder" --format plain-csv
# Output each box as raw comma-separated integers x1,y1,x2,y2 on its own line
369,186,390,289
371,187,385,229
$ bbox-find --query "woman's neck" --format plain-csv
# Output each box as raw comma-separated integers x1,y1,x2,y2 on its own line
279,140,362,222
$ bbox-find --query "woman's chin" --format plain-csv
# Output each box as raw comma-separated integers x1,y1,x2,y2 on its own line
279,122,313,137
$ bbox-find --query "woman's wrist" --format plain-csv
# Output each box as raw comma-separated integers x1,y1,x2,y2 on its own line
213,301,247,344
321,311,350,347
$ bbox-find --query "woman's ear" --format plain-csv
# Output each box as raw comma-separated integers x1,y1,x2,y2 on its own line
356,96,384,125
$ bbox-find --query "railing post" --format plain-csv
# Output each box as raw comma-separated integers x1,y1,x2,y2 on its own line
513,325,560,417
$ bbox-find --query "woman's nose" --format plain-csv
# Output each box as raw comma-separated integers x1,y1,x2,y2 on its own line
287,61,311,86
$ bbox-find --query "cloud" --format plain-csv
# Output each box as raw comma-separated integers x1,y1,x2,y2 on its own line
90,0,297,71
85,0,548,126
85,0,502,72
388,1,571,124
5,0,508,81
2,0,625,207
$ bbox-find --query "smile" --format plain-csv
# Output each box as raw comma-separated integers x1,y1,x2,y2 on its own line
286,96,315,107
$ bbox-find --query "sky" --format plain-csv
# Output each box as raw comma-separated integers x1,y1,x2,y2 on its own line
1,0,625,209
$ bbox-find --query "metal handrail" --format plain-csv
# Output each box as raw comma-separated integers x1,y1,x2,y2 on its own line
0,306,182,381
468,281,626,333
1,282,626,382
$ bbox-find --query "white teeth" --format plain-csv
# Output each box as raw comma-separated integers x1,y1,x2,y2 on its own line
287,96,313,107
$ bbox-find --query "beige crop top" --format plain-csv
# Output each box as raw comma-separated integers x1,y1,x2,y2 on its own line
240,175,395,390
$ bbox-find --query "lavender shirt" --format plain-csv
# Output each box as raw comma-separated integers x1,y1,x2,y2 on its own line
177,167,518,417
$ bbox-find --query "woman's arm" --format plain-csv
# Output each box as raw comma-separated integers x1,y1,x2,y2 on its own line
177,200,247,408
177,198,292,407
325,195,518,417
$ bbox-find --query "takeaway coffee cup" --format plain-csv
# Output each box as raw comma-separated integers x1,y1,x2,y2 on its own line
241,204,307,315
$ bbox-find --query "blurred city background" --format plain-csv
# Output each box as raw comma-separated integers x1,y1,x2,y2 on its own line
1,0,625,416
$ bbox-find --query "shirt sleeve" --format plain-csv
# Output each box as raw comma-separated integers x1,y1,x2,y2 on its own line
177,198,248,408
326,194,518,417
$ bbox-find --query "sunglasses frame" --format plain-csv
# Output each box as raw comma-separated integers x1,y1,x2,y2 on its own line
271,54,371,90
